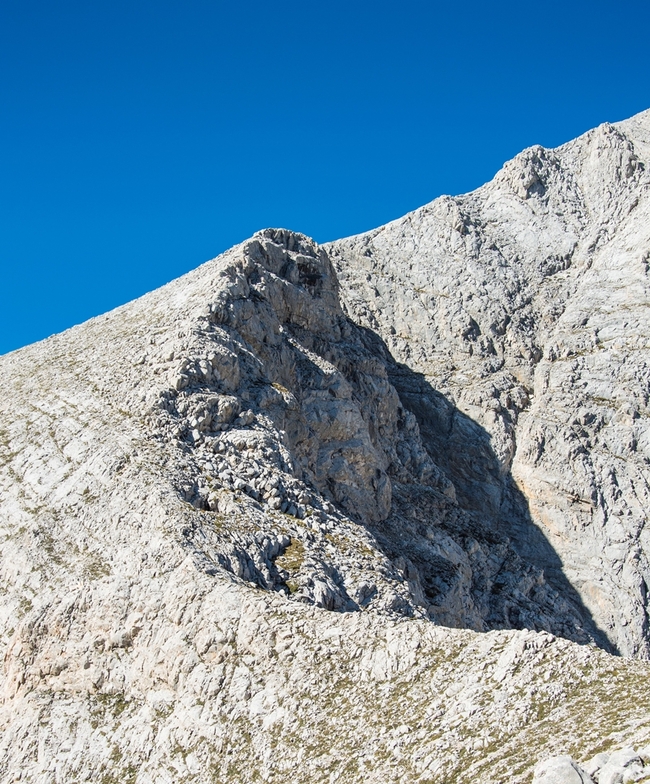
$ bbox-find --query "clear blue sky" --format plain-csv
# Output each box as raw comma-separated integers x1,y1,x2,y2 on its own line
1,0,649,355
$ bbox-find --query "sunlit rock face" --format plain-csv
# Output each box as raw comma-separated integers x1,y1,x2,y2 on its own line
329,109,650,660
1,110,650,784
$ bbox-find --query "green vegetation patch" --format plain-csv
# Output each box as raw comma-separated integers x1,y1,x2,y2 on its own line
275,538,305,573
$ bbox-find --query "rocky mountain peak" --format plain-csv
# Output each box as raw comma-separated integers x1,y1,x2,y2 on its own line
2,109,650,783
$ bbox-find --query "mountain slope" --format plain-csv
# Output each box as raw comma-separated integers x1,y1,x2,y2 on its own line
1,110,650,783
328,108,650,658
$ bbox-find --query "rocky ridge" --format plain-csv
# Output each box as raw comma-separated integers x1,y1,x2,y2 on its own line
1,109,650,782
328,108,650,659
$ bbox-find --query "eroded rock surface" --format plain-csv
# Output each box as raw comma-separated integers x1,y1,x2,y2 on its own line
534,746,650,784
1,109,650,783
328,109,650,658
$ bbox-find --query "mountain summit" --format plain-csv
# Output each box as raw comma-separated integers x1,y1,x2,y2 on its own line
2,109,650,783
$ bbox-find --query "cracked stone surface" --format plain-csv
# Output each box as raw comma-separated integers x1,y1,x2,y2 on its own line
1,109,650,783
328,108,650,660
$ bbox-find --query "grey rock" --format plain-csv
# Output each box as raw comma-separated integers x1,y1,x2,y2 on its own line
328,108,650,657
1,108,650,784
584,753,611,777
597,748,645,784
533,756,594,784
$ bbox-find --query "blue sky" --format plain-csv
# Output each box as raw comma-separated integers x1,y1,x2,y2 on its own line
1,0,649,355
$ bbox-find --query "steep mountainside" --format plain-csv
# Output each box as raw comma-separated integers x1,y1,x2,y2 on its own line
1,110,650,784
329,109,650,659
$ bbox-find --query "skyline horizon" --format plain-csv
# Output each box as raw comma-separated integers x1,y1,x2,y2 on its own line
3,103,649,357
2,0,649,355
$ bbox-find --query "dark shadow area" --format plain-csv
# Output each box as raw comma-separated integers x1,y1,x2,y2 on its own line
352,324,617,654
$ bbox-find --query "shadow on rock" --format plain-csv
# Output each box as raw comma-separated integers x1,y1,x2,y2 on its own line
353,324,617,655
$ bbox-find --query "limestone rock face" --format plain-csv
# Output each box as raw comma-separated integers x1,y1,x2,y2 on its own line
1,110,650,783
328,109,650,659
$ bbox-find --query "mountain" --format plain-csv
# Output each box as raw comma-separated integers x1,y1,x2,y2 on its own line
1,109,650,783
329,109,650,660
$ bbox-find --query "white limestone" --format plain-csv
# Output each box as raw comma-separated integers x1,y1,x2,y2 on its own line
1,110,650,783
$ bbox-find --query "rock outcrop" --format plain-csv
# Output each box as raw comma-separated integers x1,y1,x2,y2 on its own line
1,109,650,783
534,746,650,784
328,108,650,659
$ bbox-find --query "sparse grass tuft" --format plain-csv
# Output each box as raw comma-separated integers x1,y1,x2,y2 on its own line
275,539,305,573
